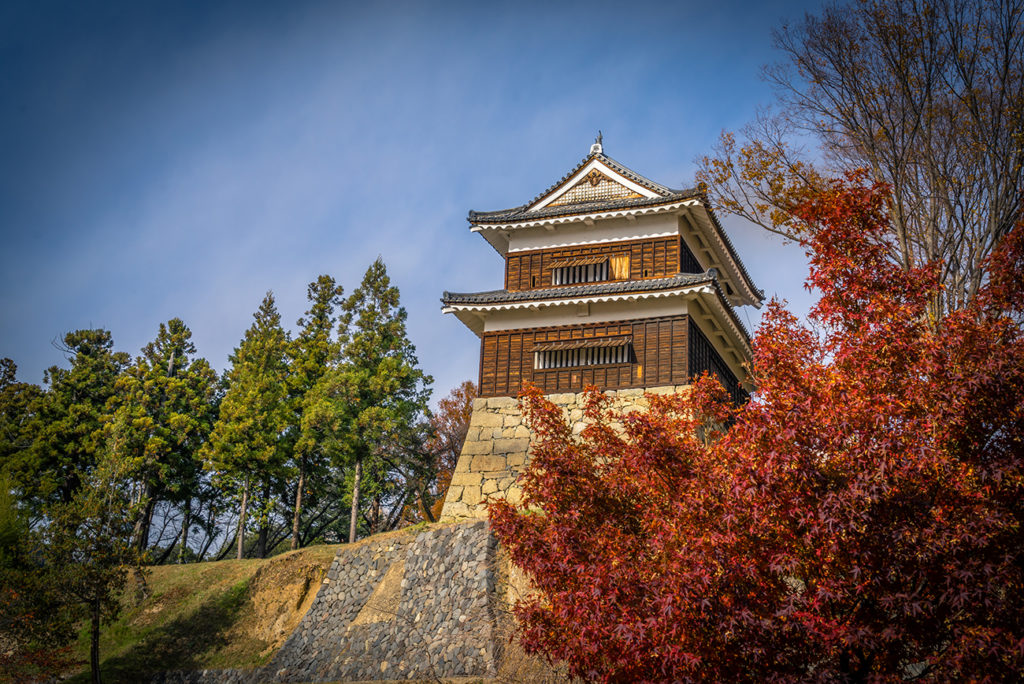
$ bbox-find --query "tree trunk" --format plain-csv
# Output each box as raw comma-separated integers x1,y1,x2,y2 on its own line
237,478,249,560
370,493,381,536
257,484,270,558
178,500,191,563
420,487,436,523
137,495,157,554
291,455,305,551
90,598,101,684
154,535,179,565
256,526,267,557
131,481,153,552
349,457,362,543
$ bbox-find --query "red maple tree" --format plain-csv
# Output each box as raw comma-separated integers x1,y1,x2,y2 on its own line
489,177,1024,682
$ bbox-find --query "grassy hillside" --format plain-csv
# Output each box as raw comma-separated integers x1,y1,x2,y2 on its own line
65,541,342,682
58,524,562,684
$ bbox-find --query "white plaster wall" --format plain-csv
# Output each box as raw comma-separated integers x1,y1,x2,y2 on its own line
506,213,679,253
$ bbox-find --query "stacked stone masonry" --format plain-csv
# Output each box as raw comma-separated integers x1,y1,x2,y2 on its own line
151,520,497,683
440,384,690,520
152,386,689,683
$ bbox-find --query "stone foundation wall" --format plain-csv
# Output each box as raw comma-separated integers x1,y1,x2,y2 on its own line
152,521,497,683
151,386,692,683
440,384,690,520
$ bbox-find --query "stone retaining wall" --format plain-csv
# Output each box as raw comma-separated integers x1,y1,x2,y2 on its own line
152,520,497,683
152,386,691,683
439,385,690,520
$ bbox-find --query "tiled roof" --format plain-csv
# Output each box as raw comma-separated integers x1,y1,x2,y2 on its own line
692,195,765,302
467,151,693,224
465,150,764,304
442,271,752,342
442,272,713,306
468,192,700,224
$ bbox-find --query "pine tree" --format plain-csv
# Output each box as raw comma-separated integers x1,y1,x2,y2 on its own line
0,476,77,678
202,293,290,559
42,453,143,684
106,318,219,557
7,331,129,514
288,275,344,550
304,259,432,543
0,360,44,506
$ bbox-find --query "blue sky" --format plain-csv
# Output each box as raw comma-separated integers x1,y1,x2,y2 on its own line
0,0,821,401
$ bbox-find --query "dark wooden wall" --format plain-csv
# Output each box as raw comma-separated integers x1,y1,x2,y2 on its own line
504,236,702,291
478,315,691,397
688,318,746,403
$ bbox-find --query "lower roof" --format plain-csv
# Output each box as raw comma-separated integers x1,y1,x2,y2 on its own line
441,272,714,307
441,271,753,366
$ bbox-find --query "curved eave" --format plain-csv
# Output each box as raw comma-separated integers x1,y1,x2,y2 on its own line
470,199,696,257
471,198,693,233
690,288,756,387
442,284,752,366
470,198,764,310
681,202,764,309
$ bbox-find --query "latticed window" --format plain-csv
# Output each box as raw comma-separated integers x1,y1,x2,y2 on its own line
550,256,609,285
548,253,633,286
533,337,632,369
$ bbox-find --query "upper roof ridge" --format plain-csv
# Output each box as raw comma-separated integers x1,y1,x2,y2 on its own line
468,149,684,221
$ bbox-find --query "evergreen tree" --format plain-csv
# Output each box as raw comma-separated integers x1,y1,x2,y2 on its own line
288,275,343,550
305,259,431,543
7,331,128,514
202,293,290,559
0,477,77,679
0,360,43,507
106,318,219,556
42,454,143,684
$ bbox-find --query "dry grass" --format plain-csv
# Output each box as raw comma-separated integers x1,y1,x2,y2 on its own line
65,544,339,683
62,522,569,683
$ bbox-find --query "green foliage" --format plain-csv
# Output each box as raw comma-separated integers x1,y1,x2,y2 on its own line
106,319,220,551
304,259,432,541
288,276,345,548
207,293,290,478
40,452,146,683
289,275,345,401
202,293,291,556
5,330,129,514
0,478,78,680
0,359,43,494
3,262,438,573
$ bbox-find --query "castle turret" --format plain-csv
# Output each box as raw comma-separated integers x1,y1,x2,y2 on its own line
440,140,762,519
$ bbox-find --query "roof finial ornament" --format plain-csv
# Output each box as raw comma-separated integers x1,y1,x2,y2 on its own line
590,130,603,155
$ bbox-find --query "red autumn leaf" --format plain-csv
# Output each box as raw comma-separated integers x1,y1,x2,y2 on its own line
490,176,1024,682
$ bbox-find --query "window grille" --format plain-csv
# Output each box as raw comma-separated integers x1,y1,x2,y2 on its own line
534,338,632,369
552,261,608,285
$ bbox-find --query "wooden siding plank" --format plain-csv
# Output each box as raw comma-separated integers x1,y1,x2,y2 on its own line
672,317,688,384
509,334,523,394
510,236,681,291
495,334,511,396
478,314,698,396
481,336,498,396
658,320,672,384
